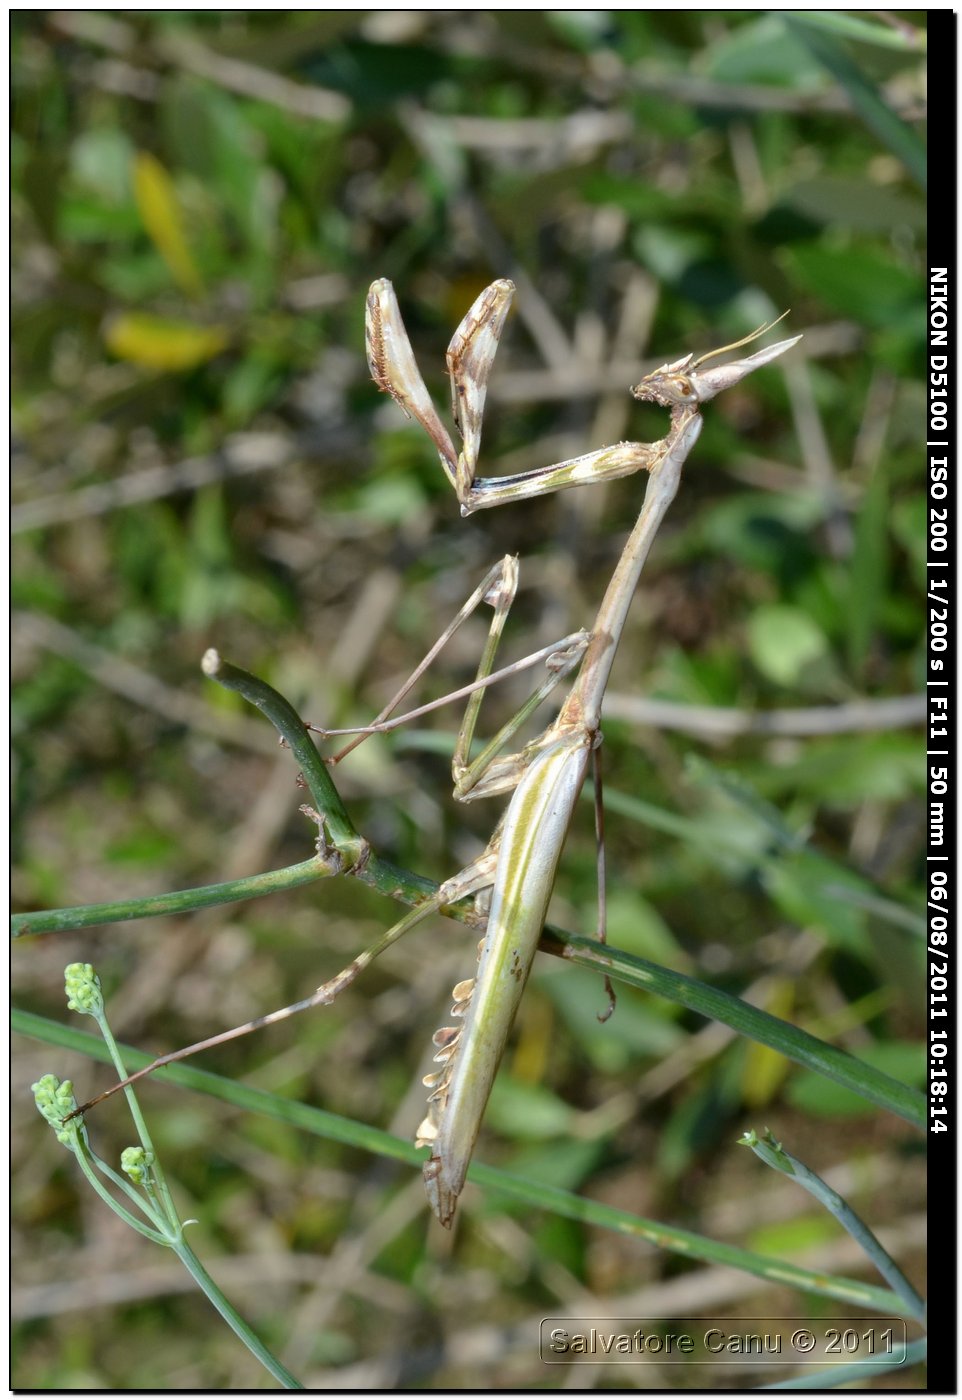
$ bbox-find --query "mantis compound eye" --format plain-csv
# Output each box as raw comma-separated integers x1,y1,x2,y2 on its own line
629,371,696,408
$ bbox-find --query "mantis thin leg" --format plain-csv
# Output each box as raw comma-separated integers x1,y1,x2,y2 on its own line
324,556,516,764
310,551,592,802
318,555,588,787
311,631,589,755
68,851,500,1122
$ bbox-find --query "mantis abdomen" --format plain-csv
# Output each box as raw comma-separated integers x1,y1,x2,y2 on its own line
418,732,593,1227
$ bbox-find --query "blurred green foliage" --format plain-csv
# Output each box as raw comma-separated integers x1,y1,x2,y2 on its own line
12,11,927,1389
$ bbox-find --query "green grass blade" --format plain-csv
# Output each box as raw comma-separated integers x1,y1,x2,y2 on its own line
543,928,925,1130
783,16,926,189
780,11,926,52
13,1009,911,1317
595,780,923,939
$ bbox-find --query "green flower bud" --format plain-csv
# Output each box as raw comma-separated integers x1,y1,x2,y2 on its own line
121,1146,155,1186
32,1073,81,1146
64,963,104,1017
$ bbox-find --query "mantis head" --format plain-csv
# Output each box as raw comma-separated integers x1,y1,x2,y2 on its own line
631,313,801,410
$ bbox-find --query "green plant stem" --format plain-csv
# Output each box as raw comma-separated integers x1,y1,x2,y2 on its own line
14,1010,912,1320
11,858,333,937
93,1009,182,1225
742,1131,926,1323
82,1131,172,1228
782,10,926,52
173,1237,302,1389
201,650,366,866
548,928,926,1131
69,1134,169,1244
763,1337,927,1389
13,902,922,1126
12,853,447,938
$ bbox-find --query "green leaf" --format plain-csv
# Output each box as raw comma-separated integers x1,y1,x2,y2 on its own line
105,829,180,866
602,888,690,968
633,225,715,285
498,1139,604,1197
539,931,925,1128
748,1212,839,1256
706,16,822,86
747,604,829,687
490,1075,571,1142
750,733,924,805
698,491,824,574
486,1076,575,1141
541,966,684,1073
783,244,920,329
764,851,869,953
782,177,925,234
686,754,809,852
71,128,136,205
890,495,928,588
740,978,796,1106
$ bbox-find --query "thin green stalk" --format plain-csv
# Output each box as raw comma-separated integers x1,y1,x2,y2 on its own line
31,978,303,1391
14,903,923,1128
763,1337,927,1389
12,857,332,937
94,1008,181,1225
12,854,455,939
200,650,366,866
594,781,925,940
16,1011,914,1319
782,10,926,52
741,1130,926,1323
543,928,925,1130
69,1134,170,1245
174,1238,302,1390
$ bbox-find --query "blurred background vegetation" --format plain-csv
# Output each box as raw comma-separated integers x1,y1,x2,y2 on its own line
13,10,927,1389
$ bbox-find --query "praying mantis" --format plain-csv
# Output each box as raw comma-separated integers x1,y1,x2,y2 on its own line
69,278,801,1230
348,279,801,1225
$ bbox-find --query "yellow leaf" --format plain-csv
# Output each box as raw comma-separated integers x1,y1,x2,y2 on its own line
132,151,203,297
104,313,228,371
740,978,795,1107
